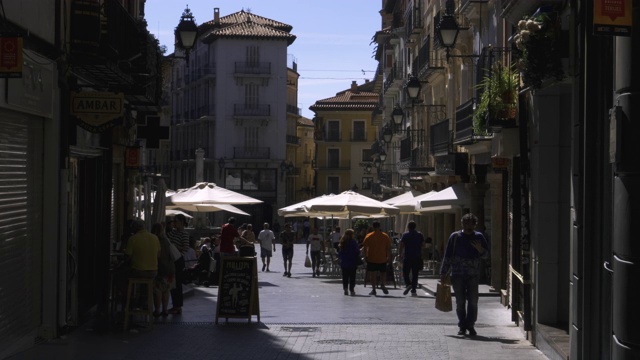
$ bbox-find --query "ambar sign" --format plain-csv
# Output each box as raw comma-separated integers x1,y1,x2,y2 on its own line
71,92,124,133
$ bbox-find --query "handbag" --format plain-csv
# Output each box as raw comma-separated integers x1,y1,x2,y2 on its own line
435,282,453,312
304,254,312,268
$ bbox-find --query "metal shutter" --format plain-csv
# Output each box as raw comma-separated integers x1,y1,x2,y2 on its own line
0,113,43,358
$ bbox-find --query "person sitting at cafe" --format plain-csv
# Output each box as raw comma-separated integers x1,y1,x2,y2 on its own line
124,218,161,279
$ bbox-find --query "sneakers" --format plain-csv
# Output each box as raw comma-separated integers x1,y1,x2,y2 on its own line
262,264,266,272
457,328,467,336
381,286,389,295
369,289,377,296
467,327,477,336
344,289,349,296
283,272,288,277
410,291,417,297
403,286,411,295
316,270,320,277
287,272,292,278
312,273,316,278
350,290,356,296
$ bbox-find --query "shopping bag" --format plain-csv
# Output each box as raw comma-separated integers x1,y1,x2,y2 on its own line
304,254,312,268
435,282,453,312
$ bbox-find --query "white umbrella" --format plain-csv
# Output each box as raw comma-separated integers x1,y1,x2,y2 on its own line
166,203,250,216
304,190,400,218
419,184,470,212
393,190,439,214
382,190,422,206
277,194,338,218
167,182,263,205
141,209,193,220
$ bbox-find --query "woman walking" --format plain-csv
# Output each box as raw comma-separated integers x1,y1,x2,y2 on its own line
338,229,360,296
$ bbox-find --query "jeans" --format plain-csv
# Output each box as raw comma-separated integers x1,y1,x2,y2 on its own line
170,257,185,307
341,267,357,291
451,274,480,329
402,258,422,292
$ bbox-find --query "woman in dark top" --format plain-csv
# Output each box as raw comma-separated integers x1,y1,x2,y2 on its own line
338,229,360,296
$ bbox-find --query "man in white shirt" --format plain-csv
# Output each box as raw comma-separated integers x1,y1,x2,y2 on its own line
257,222,276,272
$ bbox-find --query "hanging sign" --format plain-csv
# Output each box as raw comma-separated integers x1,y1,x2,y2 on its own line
71,91,124,133
594,0,632,36
0,34,23,78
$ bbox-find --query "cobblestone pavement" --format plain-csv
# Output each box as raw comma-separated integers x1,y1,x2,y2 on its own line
10,245,548,360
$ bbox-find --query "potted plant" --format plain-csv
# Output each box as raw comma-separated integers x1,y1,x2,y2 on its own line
473,63,519,134
513,10,564,89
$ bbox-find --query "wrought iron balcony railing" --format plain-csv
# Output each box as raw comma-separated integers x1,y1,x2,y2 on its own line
233,147,271,159
430,119,451,157
234,62,271,75
233,104,270,117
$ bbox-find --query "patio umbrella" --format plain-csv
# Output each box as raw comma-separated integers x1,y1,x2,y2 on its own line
419,183,470,212
393,190,439,214
277,194,338,218
166,203,250,216
167,182,263,205
141,209,193,220
304,190,400,218
382,189,422,206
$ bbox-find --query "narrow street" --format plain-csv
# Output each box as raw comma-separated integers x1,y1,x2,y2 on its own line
12,245,547,360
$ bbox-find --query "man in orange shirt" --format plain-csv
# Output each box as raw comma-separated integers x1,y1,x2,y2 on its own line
361,221,392,296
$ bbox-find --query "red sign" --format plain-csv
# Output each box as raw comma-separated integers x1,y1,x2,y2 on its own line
0,35,23,77
594,0,633,36
125,147,140,168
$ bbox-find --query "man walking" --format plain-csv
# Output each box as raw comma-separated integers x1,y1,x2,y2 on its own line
361,221,392,296
306,227,324,277
440,213,490,337
257,222,276,272
399,221,425,296
166,214,190,314
280,223,295,277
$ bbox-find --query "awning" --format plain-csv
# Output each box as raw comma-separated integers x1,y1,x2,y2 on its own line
418,183,470,212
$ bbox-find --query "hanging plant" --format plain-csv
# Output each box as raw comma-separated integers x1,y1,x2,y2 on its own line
513,11,564,89
473,62,519,134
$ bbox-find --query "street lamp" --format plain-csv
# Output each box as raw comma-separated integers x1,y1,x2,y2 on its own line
378,149,387,162
392,104,404,125
437,0,479,62
373,158,381,168
405,74,422,100
175,6,198,64
280,159,294,181
382,125,392,143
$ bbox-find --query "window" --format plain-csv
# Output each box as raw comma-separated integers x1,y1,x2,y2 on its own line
223,169,276,191
328,149,339,168
245,83,259,107
327,176,339,194
353,120,365,141
246,45,260,66
362,149,375,162
362,177,373,190
327,120,340,141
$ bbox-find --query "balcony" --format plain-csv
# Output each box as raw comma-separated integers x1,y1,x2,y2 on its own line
233,104,270,117
430,119,451,157
233,147,270,159
404,0,423,41
350,132,367,142
286,134,300,145
383,63,404,96
460,0,488,21
399,129,427,168
286,104,300,116
317,160,351,171
500,0,562,25
324,131,341,142
234,62,271,76
413,38,445,81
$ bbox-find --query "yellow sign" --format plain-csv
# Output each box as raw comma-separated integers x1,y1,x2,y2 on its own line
71,92,124,133
594,0,632,36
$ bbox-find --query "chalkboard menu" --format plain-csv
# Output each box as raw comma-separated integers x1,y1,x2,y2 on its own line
215,256,260,324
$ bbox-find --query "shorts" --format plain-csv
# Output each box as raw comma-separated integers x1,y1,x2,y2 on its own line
261,247,273,258
282,247,294,260
366,262,387,272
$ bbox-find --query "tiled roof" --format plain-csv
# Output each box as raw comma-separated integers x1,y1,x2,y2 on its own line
200,10,296,44
297,117,314,126
204,10,293,32
309,89,379,112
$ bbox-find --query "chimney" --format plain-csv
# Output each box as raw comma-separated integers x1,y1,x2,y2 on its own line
214,8,220,25
351,81,358,92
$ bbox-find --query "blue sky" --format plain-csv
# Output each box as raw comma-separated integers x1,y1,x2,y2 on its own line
144,0,381,119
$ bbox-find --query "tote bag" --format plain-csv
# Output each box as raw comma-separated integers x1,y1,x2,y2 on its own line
435,282,453,312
